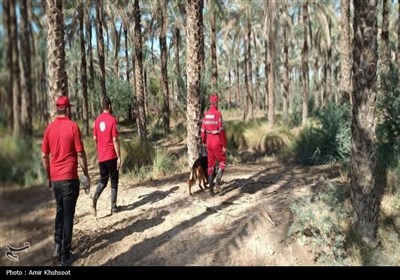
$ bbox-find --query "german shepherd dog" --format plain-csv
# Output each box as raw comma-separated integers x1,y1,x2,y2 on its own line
187,156,209,195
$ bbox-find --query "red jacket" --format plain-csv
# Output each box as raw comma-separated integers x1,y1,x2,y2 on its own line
201,105,227,148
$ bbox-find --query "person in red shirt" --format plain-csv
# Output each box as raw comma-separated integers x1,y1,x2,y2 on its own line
41,96,90,266
201,94,227,196
92,96,121,216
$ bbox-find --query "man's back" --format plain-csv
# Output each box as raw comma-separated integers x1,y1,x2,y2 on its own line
42,117,83,181
94,112,118,162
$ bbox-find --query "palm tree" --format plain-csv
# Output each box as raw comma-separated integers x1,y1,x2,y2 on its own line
134,0,147,140
159,0,170,133
10,0,21,136
20,0,33,137
380,0,390,76
339,0,352,104
350,0,380,248
46,0,68,118
186,0,203,166
95,0,106,102
265,0,277,128
3,0,14,131
79,1,89,136
301,2,309,125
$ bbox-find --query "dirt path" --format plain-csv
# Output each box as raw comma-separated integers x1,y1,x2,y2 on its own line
0,157,342,266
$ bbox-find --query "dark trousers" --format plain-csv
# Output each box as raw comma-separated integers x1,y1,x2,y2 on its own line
52,179,79,258
94,158,119,208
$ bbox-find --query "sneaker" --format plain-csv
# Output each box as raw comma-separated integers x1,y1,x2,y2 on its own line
53,244,61,261
61,254,73,267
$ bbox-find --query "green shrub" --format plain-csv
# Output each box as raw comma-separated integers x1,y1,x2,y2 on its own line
120,137,155,173
226,121,247,150
0,135,46,186
292,102,351,165
287,180,350,265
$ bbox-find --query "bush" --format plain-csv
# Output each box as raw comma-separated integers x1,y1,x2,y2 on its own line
0,136,46,186
287,180,350,265
226,121,247,150
120,137,155,173
292,102,351,165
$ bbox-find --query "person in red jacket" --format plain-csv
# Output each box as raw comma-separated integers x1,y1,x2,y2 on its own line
42,96,90,266
201,94,227,195
92,96,121,216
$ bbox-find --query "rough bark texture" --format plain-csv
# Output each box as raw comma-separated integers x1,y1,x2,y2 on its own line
10,0,21,136
282,0,289,119
134,0,147,140
301,3,309,125
96,0,106,102
211,11,218,88
266,0,277,128
20,0,33,137
79,2,89,136
351,0,380,248
46,0,68,119
339,0,352,104
4,0,14,131
380,0,390,76
160,0,170,132
186,0,203,167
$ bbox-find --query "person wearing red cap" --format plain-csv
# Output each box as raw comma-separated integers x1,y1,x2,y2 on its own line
41,95,91,266
92,96,121,216
201,94,227,195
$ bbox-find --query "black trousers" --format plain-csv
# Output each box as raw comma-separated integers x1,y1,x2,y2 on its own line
98,158,119,190
94,158,119,208
52,179,79,258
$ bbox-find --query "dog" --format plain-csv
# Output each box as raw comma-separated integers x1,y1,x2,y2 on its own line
187,156,209,196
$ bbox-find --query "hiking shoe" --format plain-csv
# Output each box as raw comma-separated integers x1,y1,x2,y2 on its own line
61,255,73,267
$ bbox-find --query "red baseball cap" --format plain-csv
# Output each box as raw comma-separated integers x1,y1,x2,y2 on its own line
210,94,219,104
56,96,73,109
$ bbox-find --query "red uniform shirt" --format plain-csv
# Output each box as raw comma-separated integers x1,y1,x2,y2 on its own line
42,116,84,181
93,112,119,163
201,105,227,148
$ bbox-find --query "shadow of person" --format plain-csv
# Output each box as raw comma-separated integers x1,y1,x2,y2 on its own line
118,186,179,213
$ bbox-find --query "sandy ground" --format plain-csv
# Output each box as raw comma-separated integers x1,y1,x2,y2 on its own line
0,154,342,266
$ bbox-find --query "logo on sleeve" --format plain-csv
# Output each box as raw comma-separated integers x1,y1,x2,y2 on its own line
100,121,106,132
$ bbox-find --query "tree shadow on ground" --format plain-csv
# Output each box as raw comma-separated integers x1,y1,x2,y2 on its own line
74,209,170,260
118,186,179,213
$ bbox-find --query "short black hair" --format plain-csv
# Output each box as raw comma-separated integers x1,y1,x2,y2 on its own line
102,96,111,109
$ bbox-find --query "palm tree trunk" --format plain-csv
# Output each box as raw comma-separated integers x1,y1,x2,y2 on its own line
210,10,218,88
87,10,96,117
339,0,352,104
10,0,21,137
351,0,380,248
114,24,121,78
20,0,32,138
246,20,253,120
266,0,277,128
160,0,170,132
301,2,309,125
96,0,106,102
186,0,203,167
46,0,68,119
134,0,147,140
3,0,13,131
174,26,181,109
380,0,390,76
397,2,400,69
79,2,89,136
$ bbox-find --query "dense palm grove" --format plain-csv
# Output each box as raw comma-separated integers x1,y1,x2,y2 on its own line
1,0,400,258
